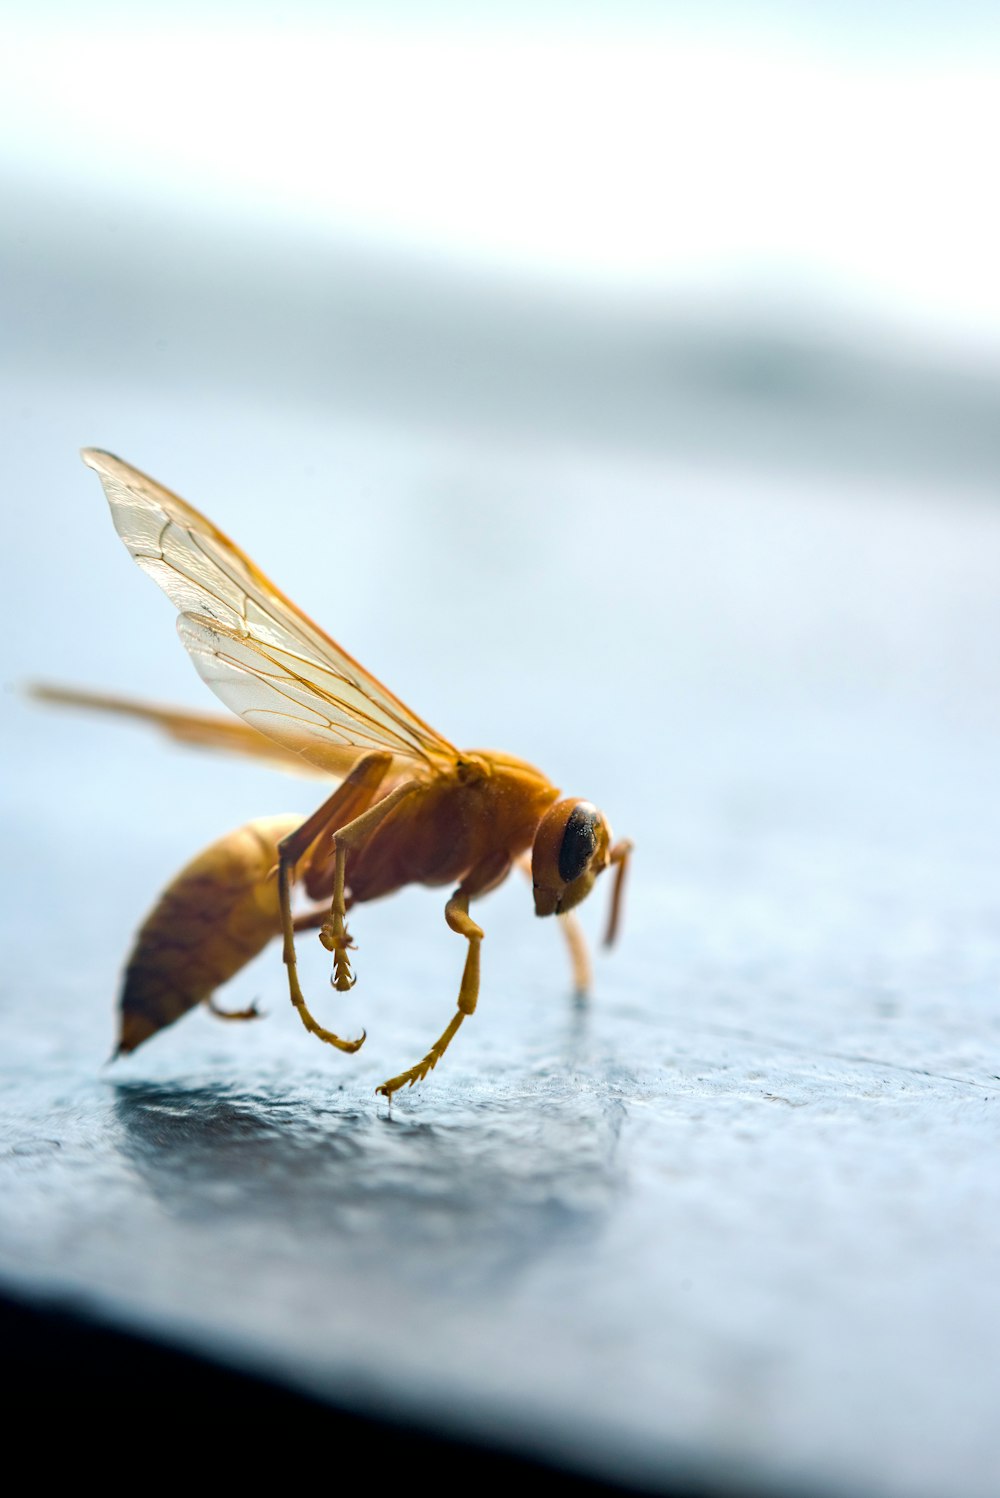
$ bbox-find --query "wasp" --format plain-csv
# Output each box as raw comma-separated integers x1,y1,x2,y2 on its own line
39,450,631,1097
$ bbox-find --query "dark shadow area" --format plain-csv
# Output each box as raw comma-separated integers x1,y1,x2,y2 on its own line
0,1284,765,1497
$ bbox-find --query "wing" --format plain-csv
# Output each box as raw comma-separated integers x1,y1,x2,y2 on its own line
30,683,329,777
82,449,460,779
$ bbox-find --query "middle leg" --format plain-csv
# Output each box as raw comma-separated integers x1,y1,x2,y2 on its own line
276,752,394,1053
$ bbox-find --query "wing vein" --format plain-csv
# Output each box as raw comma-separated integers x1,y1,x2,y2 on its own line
83,449,459,781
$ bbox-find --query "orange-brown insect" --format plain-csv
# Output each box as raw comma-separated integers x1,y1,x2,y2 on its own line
41,450,631,1097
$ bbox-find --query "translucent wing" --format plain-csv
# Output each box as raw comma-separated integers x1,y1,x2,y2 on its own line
82,449,459,778
30,683,329,777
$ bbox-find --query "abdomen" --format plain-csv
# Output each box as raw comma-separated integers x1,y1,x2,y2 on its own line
118,813,302,1054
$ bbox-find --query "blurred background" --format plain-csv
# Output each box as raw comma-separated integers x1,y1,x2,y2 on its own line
4,0,1000,872
2,4,1000,1496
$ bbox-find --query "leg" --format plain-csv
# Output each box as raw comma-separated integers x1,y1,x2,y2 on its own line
559,911,592,996
276,753,394,1053
603,839,633,947
313,779,425,990
517,853,592,995
207,996,263,1021
377,853,510,1098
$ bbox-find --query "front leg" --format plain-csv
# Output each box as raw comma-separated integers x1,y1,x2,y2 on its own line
377,852,510,1098
516,852,591,995
603,839,633,947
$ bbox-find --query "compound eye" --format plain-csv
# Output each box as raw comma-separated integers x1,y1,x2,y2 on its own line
558,804,601,883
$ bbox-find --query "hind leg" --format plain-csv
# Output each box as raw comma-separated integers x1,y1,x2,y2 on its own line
275,754,395,1053
202,897,350,1026
207,996,263,1021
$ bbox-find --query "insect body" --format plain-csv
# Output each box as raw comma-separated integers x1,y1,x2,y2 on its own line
50,450,631,1097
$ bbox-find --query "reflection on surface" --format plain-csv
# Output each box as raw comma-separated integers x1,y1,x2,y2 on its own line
112,1072,625,1295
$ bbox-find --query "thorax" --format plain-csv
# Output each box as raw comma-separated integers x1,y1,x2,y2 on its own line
347,750,559,901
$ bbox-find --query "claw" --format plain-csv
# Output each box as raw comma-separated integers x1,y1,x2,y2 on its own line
331,951,357,991
209,997,264,1022
319,1025,366,1055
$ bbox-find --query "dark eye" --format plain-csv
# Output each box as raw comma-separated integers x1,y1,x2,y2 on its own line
558,805,599,883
